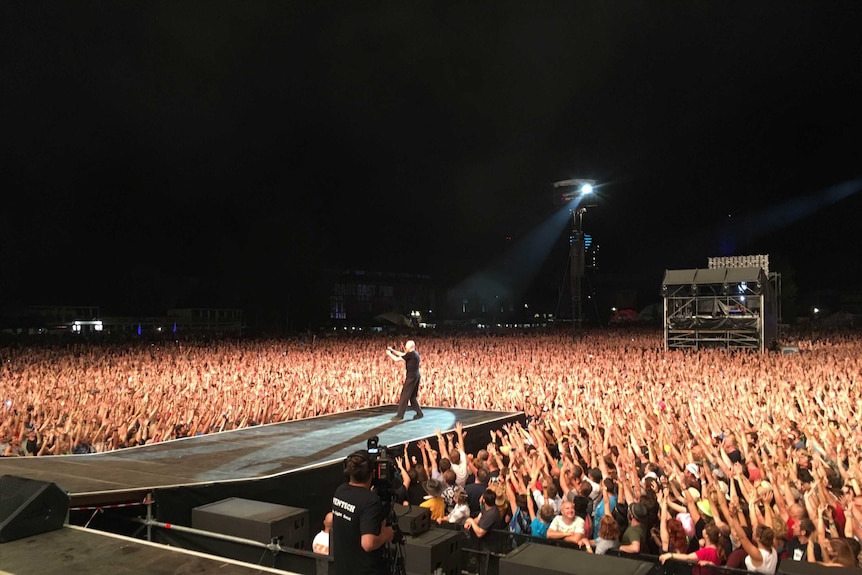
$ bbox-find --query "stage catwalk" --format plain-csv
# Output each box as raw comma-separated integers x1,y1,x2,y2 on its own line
0,406,523,575
0,405,522,506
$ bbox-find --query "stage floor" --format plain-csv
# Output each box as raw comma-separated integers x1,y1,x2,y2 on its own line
0,406,521,503
0,525,295,575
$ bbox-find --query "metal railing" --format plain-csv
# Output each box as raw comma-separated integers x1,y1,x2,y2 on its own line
458,528,755,575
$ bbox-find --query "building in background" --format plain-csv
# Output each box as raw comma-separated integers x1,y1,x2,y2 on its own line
322,268,436,330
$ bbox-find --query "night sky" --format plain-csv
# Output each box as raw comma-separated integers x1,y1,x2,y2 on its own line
3,2,861,323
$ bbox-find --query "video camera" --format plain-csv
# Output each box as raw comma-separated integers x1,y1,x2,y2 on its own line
365,438,406,575
365,436,405,547
365,436,400,498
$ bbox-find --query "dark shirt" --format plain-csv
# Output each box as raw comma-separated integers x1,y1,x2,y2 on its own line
477,504,504,534
725,547,748,570
687,517,708,554
621,524,646,553
405,480,426,506
784,537,822,562
403,350,420,377
331,483,387,575
72,442,93,455
726,448,743,464
465,481,488,517
394,484,408,504
23,438,38,456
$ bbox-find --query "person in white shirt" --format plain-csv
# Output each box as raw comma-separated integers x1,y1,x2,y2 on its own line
532,481,563,516
442,488,470,526
546,499,585,545
312,512,333,555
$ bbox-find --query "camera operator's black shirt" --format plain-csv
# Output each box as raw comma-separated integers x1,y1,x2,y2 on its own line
331,483,387,575
403,350,420,378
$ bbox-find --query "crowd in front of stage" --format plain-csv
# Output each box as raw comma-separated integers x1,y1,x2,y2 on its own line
395,397,862,572
1,329,862,570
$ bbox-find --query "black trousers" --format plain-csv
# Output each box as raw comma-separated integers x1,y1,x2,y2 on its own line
395,375,422,418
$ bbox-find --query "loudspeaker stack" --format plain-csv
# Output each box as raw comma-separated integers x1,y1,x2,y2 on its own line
0,475,70,543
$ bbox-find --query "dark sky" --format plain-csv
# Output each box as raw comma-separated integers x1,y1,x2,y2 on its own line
2,2,861,319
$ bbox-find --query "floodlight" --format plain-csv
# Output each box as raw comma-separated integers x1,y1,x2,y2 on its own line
552,176,598,330
553,178,597,203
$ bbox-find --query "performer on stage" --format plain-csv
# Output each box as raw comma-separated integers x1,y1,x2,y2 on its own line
386,340,424,421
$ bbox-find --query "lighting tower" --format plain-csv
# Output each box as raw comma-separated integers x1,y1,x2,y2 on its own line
553,179,596,331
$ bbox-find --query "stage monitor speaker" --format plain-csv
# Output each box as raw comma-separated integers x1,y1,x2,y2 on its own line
392,503,430,536
404,526,463,575
0,475,70,543
500,542,656,575
192,497,309,549
779,560,859,575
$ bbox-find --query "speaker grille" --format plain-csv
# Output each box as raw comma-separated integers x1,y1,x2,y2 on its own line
0,475,70,543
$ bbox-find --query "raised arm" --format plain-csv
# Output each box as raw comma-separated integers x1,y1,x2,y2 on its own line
425,441,440,477
714,478,762,568
386,346,405,361
396,456,410,489
513,472,536,521
455,422,466,453
815,504,832,563
417,439,431,475
658,490,670,552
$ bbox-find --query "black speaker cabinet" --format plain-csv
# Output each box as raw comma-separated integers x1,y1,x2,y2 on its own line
404,526,463,575
500,542,656,575
779,560,859,575
192,497,309,549
0,475,70,543
392,503,430,536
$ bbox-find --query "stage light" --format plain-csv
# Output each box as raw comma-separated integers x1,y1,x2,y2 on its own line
553,178,597,203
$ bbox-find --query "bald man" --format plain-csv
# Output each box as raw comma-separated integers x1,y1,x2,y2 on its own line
386,340,424,421
313,512,333,555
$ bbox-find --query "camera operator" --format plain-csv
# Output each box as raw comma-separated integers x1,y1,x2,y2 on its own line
331,450,395,575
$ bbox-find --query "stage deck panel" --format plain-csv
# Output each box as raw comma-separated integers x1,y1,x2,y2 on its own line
0,406,521,501
0,526,294,575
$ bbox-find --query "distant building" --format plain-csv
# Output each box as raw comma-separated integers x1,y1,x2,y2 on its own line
323,268,436,327
166,308,243,335
0,304,243,337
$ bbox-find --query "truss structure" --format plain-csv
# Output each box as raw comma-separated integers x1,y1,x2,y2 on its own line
662,266,778,352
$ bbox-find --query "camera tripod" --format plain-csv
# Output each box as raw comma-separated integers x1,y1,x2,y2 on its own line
382,504,406,575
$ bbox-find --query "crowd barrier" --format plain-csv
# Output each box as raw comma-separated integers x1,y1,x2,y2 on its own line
455,527,756,575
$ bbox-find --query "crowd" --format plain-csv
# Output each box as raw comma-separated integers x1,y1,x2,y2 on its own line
2,328,862,570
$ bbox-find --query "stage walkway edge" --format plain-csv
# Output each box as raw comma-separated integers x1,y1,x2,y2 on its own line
0,405,523,508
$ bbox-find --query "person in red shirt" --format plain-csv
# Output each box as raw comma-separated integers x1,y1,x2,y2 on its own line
659,523,726,574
